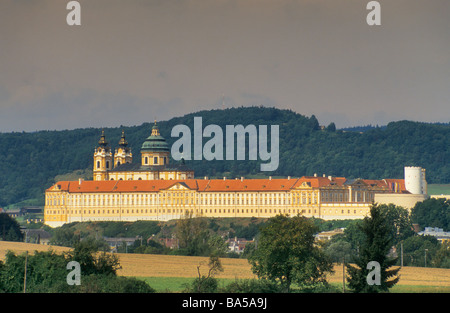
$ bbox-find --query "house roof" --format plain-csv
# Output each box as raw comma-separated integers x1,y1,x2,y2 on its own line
23,229,51,239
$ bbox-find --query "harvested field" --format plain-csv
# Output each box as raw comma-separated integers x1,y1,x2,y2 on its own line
116,253,256,279
327,263,450,287
1,241,449,288
0,241,71,259
117,254,450,287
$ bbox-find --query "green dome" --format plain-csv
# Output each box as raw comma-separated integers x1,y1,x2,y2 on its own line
141,135,170,152
141,122,170,152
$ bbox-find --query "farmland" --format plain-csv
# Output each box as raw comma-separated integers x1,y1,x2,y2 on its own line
1,241,449,292
0,241,70,257
115,252,450,291
428,184,450,196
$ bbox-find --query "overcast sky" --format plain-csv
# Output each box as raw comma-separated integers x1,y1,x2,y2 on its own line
1,0,449,132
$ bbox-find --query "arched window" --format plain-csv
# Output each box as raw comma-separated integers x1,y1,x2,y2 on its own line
97,161,101,169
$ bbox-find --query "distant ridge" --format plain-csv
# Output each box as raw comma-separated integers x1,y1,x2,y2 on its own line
340,121,450,133
339,125,387,132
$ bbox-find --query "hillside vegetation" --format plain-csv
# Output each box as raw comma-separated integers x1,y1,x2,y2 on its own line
1,106,449,207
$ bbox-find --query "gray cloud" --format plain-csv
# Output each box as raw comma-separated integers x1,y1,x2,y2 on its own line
0,0,449,132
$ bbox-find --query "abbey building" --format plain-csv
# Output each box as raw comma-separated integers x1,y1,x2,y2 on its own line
44,123,428,227
93,122,194,181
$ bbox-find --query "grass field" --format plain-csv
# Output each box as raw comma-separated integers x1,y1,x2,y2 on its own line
1,241,450,292
136,278,450,293
428,184,450,196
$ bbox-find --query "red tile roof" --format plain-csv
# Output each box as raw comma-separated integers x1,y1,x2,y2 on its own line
48,178,299,193
383,179,407,192
292,176,332,188
202,178,298,192
361,179,387,188
47,177,406,193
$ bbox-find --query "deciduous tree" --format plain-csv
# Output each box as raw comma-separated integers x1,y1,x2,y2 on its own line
248,214,333,292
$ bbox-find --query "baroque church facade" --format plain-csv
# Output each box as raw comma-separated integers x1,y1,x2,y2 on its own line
93,122,194,181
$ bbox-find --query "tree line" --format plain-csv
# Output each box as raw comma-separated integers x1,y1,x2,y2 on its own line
0,106,449,207
45,216,264,258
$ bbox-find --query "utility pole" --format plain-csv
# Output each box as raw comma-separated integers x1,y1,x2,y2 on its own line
342,256,346,293
400,241,403,267
23,251,28,293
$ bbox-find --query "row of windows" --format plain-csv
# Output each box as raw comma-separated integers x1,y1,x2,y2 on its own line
46,191,376,207
96,159,131,170
97,160,111,170
48,192,315,202
108,174,190,181
46,207,364,216
96,156,168,169
320,191,374,203
47,196,313,206
143,156,167,165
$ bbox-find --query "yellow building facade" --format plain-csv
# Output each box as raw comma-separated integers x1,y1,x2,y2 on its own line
44,122,417,227
44,175,407,227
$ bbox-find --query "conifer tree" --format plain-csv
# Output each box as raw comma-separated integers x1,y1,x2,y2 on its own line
346,204,400,292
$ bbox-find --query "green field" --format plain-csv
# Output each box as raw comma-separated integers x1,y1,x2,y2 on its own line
138,277,194,292
428,184,450,195
138,277,267,293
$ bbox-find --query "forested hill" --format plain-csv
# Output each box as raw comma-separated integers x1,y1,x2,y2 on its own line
0,106,449,207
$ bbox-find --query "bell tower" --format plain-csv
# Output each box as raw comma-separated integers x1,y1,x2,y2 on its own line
93,129,113,181
114,130,132,167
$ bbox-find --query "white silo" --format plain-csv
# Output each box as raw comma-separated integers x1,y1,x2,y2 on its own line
404,166,424,195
